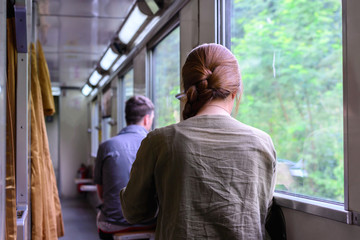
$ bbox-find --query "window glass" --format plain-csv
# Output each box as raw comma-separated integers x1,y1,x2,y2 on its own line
123,69,134,101
152,27,180,128
230,0,343,202
118,69,134,129
101,87,113,141
101,118,112,142
91,101,99,157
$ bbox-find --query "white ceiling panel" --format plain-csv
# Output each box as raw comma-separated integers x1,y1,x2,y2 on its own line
37,0,135,87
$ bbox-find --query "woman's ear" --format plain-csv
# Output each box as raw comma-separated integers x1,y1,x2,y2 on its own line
231,92,236,100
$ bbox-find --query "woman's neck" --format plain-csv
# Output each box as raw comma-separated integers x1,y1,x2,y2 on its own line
196,98,233,116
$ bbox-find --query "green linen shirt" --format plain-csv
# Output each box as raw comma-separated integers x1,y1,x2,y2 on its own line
120,115,276,240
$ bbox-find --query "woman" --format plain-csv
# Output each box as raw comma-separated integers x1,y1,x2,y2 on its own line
120,43,276,239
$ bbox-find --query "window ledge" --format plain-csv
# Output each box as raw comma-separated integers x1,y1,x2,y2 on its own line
274,192,352,224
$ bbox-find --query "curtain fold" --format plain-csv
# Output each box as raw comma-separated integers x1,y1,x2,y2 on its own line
30,42,64,240
6,18,17,240
36,40,64,237
36,40,55,116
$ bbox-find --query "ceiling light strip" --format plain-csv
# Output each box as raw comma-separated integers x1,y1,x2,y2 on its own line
118,5,148,44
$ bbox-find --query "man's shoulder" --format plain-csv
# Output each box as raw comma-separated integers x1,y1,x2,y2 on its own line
100,136,120,147
97,134,137,159
98,135,124,153
100,128,147,149
101,133,133,146
120,125,148,135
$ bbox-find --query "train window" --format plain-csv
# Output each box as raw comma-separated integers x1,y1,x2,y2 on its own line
101,87,113,142
118,68,134,129
123,69,134,101
101,118,112,142
229,0,343,202
91,100,99,157
151,27,180,128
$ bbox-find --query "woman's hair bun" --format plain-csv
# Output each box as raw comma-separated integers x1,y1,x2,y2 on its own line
181,43,242,120
204,68,212,80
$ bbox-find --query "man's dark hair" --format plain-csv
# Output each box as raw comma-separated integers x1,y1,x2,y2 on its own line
125,96,154,125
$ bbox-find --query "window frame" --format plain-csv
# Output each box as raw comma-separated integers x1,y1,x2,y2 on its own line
343,0,360,225
222,0,360,225
90,99,99,157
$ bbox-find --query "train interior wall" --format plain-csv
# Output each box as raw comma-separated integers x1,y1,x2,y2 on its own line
59,90,89,198
283,208,360,239
4,0,360,239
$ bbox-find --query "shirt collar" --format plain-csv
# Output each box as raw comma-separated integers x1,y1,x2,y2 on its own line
118,125,148,136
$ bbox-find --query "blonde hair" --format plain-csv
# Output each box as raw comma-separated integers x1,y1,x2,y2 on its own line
181,43,242,120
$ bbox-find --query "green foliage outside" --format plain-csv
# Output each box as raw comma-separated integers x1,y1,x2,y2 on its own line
231,0,344,202
153,27,181,128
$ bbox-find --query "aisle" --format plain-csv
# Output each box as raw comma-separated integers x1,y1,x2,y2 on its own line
59,198,99,240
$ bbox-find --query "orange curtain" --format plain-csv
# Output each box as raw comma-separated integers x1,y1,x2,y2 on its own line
5,18,17,240
37,40,55,116
36,40,64,237
30,42,64,239
6,18,17,240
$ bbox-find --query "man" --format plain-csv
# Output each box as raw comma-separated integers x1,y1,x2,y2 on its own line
94,95,155,239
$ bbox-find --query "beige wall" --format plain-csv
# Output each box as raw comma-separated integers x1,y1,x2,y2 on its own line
283,207,360,240
59,90,89,198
